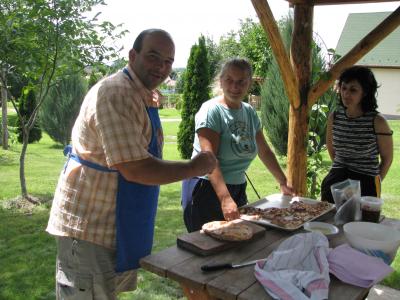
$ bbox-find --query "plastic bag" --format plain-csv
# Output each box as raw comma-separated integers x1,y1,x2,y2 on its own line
330,179,361,225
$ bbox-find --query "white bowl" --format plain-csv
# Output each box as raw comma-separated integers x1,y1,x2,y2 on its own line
343,222,400,261
304,221,339,236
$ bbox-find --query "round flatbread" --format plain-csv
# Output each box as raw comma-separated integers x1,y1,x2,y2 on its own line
201,220,253,241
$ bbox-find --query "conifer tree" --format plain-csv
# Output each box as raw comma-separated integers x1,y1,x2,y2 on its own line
177,36,211,159
40,74,87,146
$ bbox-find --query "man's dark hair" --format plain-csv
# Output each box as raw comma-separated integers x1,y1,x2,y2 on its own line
338,66,379,112
132,29,173,52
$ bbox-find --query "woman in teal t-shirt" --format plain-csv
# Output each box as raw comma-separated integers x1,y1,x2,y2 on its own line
181,58,293,232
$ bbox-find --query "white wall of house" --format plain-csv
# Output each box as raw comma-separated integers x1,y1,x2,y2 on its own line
370,67,400,118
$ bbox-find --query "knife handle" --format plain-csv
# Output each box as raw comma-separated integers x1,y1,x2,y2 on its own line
201,263,232,271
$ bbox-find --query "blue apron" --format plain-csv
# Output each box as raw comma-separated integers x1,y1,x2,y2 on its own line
64,68,162,272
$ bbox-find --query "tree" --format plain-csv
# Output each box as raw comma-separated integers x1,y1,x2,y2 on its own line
0,0,126,201
204,36,222,80
261,14,336,197
218,31,241,61
40,73,87,146
1,68,28,149
175,69,186,94
16,89,42,143
237,18,272,78
216,19,272,79
177,36,211,159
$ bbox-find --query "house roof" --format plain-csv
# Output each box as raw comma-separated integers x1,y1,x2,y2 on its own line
335,11,400,67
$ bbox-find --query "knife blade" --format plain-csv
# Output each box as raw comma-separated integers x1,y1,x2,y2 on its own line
201,259,259,271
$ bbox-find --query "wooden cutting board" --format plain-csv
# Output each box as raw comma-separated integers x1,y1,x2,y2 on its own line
176,220,266,256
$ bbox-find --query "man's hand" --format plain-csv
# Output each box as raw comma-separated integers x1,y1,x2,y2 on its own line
190,151,217,176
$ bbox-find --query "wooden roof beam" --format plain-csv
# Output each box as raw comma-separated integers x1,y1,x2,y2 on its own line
287,0,398,5
308,5,400,106
251,0,301,108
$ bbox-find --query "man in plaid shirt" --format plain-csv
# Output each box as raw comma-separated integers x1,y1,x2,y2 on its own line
47,29,216,299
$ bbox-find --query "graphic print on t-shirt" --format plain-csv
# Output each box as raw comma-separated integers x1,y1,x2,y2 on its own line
229,120,255,158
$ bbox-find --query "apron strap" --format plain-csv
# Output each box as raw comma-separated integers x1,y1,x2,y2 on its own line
63,145,117,173
123,68,133,81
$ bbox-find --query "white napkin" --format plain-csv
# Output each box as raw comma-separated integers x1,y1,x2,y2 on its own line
255,232,330,300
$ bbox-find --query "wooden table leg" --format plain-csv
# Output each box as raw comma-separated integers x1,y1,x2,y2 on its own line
180,283,218,300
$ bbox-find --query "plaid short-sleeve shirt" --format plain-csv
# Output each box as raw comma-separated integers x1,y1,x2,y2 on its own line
46,66,162,249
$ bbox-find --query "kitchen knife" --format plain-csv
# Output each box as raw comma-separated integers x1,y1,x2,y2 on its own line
201,259,259,271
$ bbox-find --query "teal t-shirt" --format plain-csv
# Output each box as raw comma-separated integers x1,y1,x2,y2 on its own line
192,98,261,184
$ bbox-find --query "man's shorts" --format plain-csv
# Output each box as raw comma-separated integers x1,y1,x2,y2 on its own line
55,236,137,300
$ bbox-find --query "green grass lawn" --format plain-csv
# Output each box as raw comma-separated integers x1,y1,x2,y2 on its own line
158,108,182,119
0,108,399,299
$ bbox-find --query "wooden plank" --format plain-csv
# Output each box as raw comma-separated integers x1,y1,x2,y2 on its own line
139,246,195,277
251,0,301,108
329,277,369,300
207,230,288,300
237,281,274,300
180,283,218,300
167,229,292,292
308,6,400,106
176,221,266,256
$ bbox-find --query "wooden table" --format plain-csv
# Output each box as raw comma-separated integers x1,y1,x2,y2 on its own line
140,210,400,300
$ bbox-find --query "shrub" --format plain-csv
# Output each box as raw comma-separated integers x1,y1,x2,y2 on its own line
40,74,87,146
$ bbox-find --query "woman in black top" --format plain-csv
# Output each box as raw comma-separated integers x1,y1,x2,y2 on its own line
321,66,393,203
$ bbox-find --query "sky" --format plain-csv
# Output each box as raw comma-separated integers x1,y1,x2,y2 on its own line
96,0,399,68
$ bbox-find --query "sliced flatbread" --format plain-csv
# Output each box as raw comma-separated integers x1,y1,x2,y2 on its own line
201,220,253,241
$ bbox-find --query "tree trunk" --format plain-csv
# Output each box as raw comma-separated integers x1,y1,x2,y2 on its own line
287,4,313,196
1,70,8,150
20,126,29,199
19,114,40,204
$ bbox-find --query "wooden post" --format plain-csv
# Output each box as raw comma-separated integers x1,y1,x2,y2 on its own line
287,3,314,195
251,0,300,108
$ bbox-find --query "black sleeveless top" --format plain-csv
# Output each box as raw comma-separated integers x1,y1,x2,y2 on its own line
332,107,379,176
